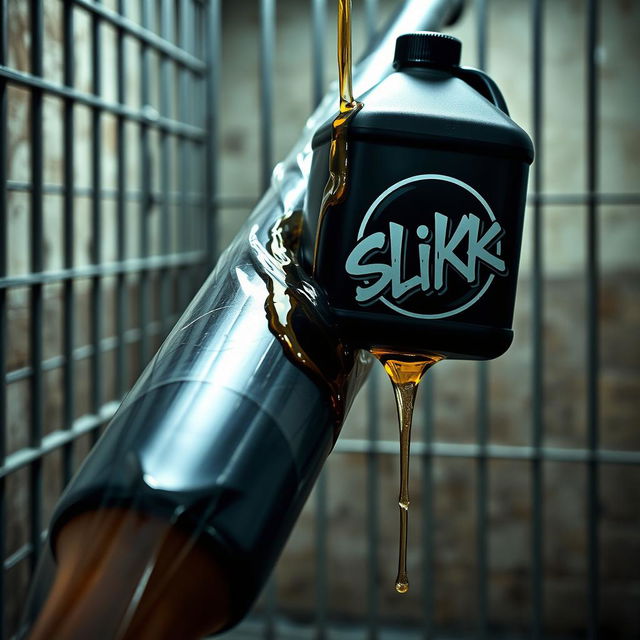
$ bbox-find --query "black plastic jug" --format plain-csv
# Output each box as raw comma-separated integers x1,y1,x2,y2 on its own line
306,32,534,360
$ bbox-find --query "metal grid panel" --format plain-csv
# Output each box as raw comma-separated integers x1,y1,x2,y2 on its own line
0,1,216,636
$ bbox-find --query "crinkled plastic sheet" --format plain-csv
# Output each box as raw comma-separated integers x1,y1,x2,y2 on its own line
19,1,463,638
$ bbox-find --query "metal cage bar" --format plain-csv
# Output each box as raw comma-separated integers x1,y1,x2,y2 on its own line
115,0,128,399
530,0,545,636
28,0,45,574
259,1,278,636
474,2,489,637
586,0,601,636
138,0,152,366
90,0,104,446
61,0,76,485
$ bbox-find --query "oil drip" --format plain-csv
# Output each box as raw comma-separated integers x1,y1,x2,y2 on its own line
312,0,363,274
250,210,362,427
370,348,443,593
251,0,368,427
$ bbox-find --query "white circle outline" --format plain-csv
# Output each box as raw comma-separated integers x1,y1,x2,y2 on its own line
356,173,501,320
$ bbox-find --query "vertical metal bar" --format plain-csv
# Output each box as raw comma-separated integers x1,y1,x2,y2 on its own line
531,0,544,637
29,0,45,573
188,0,201,274
116,0,128,398
311,0,326,116
194,0,202,292
364,0,378,43
0,1,8,632
476,375,489,640
177,0,190,311
476,0,487,70
205,0,221,271
311,2,329,637
586,1,600,636
475,2,489,638
366,368,380,640
259,0,275,193
90,0,103,443
205,2,213,276
200,0,208,265
139,0,152,365
259,2,277,636
184,0,198,293
159,0,173,334
422,370,436,640
62,0,76,484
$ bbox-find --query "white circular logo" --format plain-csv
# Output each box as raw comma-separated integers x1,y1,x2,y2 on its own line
345,174,507,320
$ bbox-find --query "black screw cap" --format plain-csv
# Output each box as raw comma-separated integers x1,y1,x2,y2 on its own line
393,32,462,70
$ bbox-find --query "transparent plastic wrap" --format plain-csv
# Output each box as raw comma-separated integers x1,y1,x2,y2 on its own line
20,1,463,638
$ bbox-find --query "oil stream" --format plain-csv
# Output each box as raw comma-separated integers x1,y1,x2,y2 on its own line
312,0,363,273
253,0,366,426
370,349,443,593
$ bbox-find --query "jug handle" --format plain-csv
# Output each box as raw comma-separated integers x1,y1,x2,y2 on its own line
456,67,510,116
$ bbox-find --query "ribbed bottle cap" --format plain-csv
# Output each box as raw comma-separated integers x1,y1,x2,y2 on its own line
393,32,462,70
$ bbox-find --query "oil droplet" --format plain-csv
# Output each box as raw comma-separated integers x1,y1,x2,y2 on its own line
371,348,443,594
395,580,409,594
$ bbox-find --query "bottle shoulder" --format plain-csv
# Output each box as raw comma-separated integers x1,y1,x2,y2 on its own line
313,70,534,163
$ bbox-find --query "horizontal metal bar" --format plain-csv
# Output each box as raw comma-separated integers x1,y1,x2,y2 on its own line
0,250,205,290
0,401,120,479
5,181,249,209
526,192,640,206
3,530,47,571
6,316,178,385
71,0,206,74
333,438,640,465
4,542,33,572
0,66,205,142
11,182,640,210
